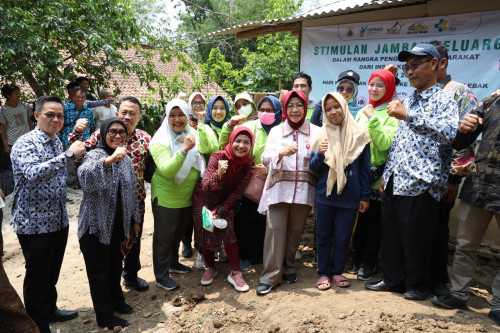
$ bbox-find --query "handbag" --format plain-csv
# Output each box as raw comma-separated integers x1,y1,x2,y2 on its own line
143,152,156,183
243,174,266,203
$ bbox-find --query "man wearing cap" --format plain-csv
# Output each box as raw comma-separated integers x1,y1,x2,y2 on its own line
310,70,361,127
365,43,458,301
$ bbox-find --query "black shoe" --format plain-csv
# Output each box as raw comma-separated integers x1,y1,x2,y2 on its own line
488,310,500,325
49,308,78,323
347,261,361,275
98,315,129,330
170,262,192,274
357,264,375,281
431,282,451,297
114,302,133,314
430,294,468,310
404,290,428,301
283,273,297,284
123,277,149,292
182,243,193,258
365,280,404,293
256,283,273,296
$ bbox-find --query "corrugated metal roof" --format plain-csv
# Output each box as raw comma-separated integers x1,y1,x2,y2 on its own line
208,0,426,37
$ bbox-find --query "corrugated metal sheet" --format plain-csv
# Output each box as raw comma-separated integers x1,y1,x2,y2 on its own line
207,0,426,37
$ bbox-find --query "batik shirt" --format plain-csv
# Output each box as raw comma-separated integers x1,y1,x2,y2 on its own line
68,128,151,215
10,127,68,234
62,98,108,109
59,103,95,146
382,85,458,201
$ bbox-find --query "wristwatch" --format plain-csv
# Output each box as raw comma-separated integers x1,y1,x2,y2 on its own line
65,150,75,160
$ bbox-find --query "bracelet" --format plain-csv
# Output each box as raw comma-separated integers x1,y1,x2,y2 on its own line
179,149,187,157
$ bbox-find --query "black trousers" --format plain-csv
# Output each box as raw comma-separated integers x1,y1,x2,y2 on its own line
122,214,144,281
234,197,266,262
17,227,69,333
80,221,125,325
352,199,382,267
181,220,194,248
381,177,439,292
430,200,455,285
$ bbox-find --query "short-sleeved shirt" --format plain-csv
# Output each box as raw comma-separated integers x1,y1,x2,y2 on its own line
59,103,95,146
0,102,33,145
92,105,117,129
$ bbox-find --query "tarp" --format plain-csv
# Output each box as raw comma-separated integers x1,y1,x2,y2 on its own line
301,10,500,106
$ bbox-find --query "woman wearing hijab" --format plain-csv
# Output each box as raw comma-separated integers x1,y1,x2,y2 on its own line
233,92,258,121
204,96,230,138
192,127,254,292
150,99,206,291
219,95,282,271
310,70,361,127
309,92,372,291
187,92,206,130
78,117,141,329
256,90,321,296
350,69,399,281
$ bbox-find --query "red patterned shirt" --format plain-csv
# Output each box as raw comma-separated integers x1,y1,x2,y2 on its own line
68,128,151,215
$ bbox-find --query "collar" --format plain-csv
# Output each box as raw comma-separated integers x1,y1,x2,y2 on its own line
412,84,441,101
438,75,452,89
282,119,310,137
35,127,57,144
126,129,139,143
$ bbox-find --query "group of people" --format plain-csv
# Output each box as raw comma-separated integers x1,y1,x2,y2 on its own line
2,40,500,332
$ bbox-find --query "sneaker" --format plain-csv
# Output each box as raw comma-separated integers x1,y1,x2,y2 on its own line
295,249,302,260
170,262,192,274
182,243,193,258
239,259,252,271
430,294,467,310
432,282,451,297
347,261,361,274
227,272,249,292
155,277,179,291
201,267,217,286
256,283,273,296
283,272,297,284
195,252,206,270
216,249,228,262
357,264,375,281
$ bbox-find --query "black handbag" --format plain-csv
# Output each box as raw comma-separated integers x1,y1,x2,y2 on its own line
143,152,156,183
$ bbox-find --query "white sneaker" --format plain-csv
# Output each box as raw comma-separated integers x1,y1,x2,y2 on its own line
195,252,206,270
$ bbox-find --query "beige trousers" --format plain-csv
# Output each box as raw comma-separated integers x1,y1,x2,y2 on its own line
450,201,500,310
259,203,311,286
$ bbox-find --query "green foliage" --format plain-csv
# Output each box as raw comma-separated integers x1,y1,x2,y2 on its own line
0,0,194,100
137,98,166,135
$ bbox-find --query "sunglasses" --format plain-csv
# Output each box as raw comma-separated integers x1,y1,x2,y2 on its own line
337,86,354,94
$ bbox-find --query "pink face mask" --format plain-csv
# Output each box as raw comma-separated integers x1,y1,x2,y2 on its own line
258,112,275,125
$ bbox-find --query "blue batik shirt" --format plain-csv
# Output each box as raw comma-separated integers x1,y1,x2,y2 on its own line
382,85,458,201
60,103,95,146
10,127,69,234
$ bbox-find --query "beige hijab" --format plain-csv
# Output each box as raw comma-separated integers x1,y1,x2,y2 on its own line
311,92,371,196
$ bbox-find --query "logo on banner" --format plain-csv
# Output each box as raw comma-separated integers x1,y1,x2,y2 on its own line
360,25,384,37
359,26,368,37
347,27,354,37
387,21,404,35
408,22,428,34
434,19,448,32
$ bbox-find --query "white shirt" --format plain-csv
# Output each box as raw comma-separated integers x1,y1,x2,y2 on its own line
92,104,117,129
258,120,321,214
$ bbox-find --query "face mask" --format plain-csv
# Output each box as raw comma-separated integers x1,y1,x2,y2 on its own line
238,104,253,117
258,112,275,125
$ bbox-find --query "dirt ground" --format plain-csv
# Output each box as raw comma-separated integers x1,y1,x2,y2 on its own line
2,189,499,333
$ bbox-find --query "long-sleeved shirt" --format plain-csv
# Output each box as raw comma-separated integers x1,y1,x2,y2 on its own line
310,145,371,210
77,148,140,245
453,95,500,213
382,85,458,201
258,120,321,214
63,98,108,109
68,128,151,215
10,127,68,234
59,103,95,146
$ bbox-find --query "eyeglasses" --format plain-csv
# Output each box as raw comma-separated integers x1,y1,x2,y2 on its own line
41,113,64,120
258,108,274,113
404,58,433,74
191,101,205,106
286,104,304,111
337,86,354,94
106,129,127,137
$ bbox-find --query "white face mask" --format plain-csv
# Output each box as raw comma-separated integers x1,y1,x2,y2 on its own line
238,104,253,117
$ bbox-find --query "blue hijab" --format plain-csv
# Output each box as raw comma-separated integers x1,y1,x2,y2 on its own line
204,96,230,130
338,78,361,114
257,95,282,134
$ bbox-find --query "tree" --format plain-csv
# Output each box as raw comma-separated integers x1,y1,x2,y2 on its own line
0,0,193,98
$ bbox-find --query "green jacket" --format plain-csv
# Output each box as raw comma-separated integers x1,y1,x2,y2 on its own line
219,120,268,165
355,104,398,189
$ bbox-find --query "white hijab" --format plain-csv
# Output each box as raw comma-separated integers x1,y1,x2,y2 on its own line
151,99,206,184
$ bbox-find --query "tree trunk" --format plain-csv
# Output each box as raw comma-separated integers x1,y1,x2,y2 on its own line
22,70,44,97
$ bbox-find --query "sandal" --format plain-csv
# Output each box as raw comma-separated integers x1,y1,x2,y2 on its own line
332,275,350,288
316,276,331,291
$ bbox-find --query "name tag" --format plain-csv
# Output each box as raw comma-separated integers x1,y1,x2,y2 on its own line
302,157,311,170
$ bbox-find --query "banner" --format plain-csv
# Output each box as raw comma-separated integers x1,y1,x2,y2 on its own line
301,10,500,107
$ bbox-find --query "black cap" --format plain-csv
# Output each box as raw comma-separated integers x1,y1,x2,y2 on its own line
337,70,360,85
398,43,440,62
